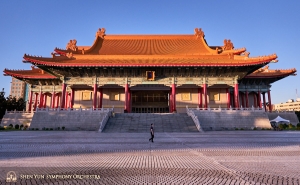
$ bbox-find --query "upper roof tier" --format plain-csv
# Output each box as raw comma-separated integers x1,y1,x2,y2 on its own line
55,28,245,56
22,28,277,67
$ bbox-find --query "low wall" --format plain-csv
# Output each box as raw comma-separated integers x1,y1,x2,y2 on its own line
190,107,271,131
30,108,113,131
1,111,34,127
267,112,299,125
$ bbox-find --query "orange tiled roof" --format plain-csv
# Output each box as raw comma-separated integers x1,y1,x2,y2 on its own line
23,53,277,67
3,67,57,79
246,66,297,78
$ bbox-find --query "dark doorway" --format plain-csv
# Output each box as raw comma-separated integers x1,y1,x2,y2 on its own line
131,91,169,113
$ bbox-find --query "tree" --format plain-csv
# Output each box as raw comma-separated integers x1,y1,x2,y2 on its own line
0,88,6,120
0,88,26,120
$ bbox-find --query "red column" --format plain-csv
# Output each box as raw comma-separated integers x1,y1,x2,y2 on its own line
43,94,47,108
70,89,74,109
203,84,207,109
56,93,60,108
262,92,267,111
124,84,129,112
198,87,202,108
38,91,43,108
128,88,131,113
98,88,103,108
169,90,172,113
60,83,66,108
51,92,55,108
234,83,239,108
268,90,272,112
257,90,262,108
245,90,249,108
33,93,38,111
172,84,176,112
226,88,230,109
65,92,69,108
93,84,97,109
28,91,33,111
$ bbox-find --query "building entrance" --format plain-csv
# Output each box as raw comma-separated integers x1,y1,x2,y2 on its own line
131,91,169,113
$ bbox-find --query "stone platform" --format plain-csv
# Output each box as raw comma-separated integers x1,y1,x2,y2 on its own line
0,131,299,184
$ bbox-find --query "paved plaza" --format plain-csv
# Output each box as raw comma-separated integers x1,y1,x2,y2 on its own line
0,131,299,184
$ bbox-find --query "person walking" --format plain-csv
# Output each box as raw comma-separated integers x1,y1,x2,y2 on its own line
149,123,154,142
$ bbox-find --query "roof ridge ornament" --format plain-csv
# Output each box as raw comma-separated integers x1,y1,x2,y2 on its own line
96,28,106,39
223,39,234,50
194,28,205,38
66,39,78,51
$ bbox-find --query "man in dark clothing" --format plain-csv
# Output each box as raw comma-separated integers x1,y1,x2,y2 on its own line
149,123,154,142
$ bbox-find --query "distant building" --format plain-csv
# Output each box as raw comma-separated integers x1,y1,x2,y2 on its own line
9,77,26,99
274,99,300,111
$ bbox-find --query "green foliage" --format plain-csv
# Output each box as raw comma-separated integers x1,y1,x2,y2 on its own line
262,128,265,130
297,123,300,128
0,126,4,130
50,128,53,130
253,127,257,130
288,123,295,129
45,128,49,130
235,128,238,130
278,124,284,129
57,127,60,130
35,128,39,130
15,124,19,129
0,88,26,120
240,128,244,130
62,126,65,130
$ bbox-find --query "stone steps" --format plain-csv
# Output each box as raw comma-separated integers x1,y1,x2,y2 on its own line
103,113,198,133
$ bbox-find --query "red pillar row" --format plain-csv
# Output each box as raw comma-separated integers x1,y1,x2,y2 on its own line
169,90,172,113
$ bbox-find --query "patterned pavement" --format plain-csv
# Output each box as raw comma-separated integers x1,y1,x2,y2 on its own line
0,131,299,184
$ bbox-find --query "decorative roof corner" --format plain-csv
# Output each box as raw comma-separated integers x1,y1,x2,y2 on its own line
222,39,234,50
194,28,205,38
96,28,106,39
66,39,78,51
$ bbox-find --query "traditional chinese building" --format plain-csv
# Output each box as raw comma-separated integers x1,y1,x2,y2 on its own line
3,28,297,113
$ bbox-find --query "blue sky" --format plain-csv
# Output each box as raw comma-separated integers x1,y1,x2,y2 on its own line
0,1,299,104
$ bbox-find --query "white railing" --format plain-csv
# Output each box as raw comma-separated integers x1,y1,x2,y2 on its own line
186,106,203,132
36,106,113,112
188,105,265,112
99,107,114,132
5,109,34,114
